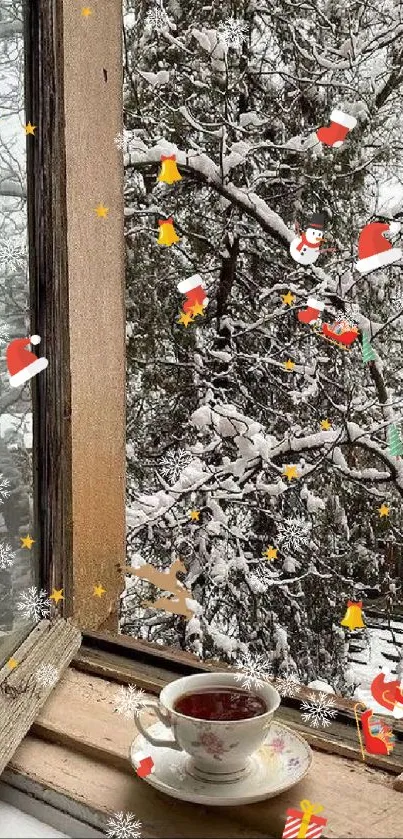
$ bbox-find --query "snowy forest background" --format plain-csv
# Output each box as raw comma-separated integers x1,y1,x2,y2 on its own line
0,0,36,663
121,0,403,697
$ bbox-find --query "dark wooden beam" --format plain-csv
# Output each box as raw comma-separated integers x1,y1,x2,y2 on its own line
24,0,73,611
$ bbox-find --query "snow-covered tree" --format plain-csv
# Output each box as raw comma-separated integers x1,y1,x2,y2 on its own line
0,0,34,638
122,0,403,694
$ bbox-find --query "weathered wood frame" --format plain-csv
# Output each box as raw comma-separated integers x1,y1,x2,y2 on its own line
25,0,126,632
0,619,81,775
25,0,73,613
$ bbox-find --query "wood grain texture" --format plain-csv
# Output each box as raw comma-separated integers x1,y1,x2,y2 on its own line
73,635,403,773
5,667,403,838
25,0,126,629
25,0,73,605
394,772,403,791
61,0,126,631
0,620,81,774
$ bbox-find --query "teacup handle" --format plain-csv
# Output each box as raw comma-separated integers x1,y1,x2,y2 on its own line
136,700,182,751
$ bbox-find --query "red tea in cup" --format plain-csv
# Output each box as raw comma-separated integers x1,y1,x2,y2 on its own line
173,688,267,721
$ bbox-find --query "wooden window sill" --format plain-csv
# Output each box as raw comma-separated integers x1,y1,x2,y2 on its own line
74,632,403,775
2,667,403,838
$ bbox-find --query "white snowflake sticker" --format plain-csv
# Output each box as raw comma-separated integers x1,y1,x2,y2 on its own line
300,691,337,728
218,17,248,49
275,674,302,698
159,448,193,483
145,2,171,33
0,541,15,570
114,130,136,153
0,239,26,273
16,586,51,621
0,475,11,503
114,684,146,718
276,516,312,553
343,302,360,326
114,131,128,152
234,650,272,690
105,812,142,839
35,663,60,688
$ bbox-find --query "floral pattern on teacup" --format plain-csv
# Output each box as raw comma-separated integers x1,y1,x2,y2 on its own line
191,727,239,761
269,735,286,754
287,756,301,770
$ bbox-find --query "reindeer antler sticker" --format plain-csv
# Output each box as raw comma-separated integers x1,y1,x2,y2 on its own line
125,559,194,620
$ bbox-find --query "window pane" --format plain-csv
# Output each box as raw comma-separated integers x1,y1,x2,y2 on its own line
0,0,37,664
123,2,403,698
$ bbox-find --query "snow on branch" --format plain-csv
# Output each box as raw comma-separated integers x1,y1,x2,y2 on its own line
126,401,403,536
0,21,23,40
124,142,292,245
0,171,26,199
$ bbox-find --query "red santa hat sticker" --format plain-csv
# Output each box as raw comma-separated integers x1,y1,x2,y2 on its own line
355,221,402,275
6,335,48,388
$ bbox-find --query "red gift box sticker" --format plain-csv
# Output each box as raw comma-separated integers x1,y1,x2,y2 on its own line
282,799,327,839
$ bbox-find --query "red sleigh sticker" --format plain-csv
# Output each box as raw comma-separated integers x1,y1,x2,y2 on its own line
297,299,359,349
321,318,359,348
354,703,395,758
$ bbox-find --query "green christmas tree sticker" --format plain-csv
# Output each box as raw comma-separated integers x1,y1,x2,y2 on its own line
361,333,376,363
388,423,403,457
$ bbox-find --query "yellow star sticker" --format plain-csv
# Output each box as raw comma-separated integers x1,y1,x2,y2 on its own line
81,6,92,15
284,359,295,372
20,534,35,549
320,419,332,431
281,291,295,306
262,546,278,561
378,503,390,518
95,204,109,218
189,510,200,521
93,583,106,597
24,122,36,135
190,302,206,318
50,588,64,604
283,464,298,482
7,658,18,670
177,311,194,327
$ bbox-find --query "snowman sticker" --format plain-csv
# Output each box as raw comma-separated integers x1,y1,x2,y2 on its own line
290,213,327,265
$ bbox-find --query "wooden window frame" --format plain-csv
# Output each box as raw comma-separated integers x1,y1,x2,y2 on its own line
25,0,126,633
21,0,403,778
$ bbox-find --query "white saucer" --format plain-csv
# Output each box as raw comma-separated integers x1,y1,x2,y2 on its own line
130,721,312,806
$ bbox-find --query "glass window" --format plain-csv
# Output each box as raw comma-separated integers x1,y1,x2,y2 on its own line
122,2,403,700
0,0,37,664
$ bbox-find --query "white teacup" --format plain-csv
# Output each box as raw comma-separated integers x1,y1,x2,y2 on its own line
136,672,280,783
